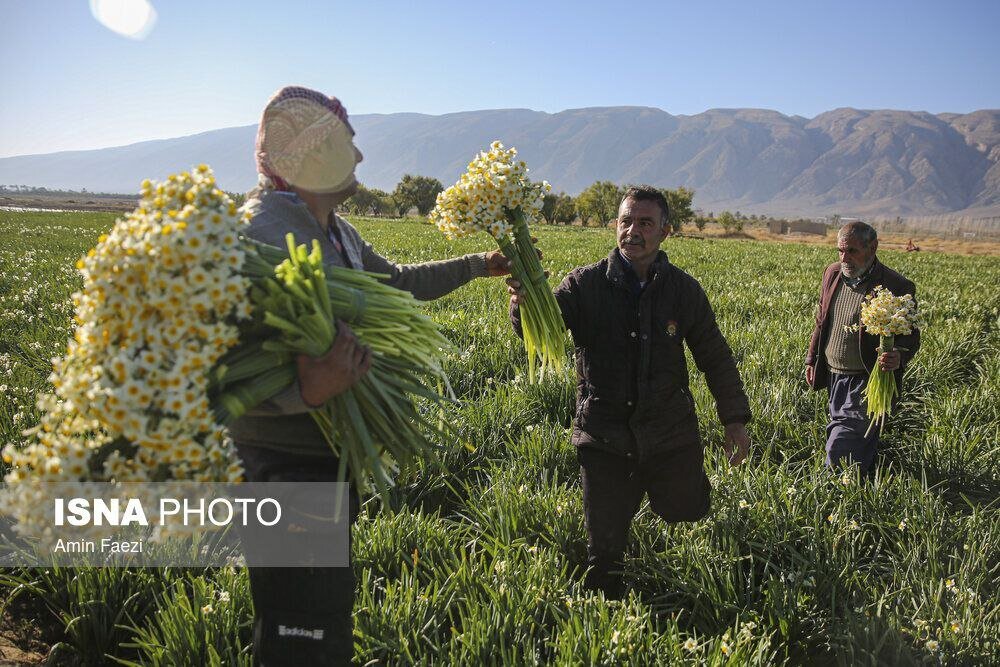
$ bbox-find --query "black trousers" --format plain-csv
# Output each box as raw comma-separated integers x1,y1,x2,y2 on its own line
237,443,359,667
577,444,711,598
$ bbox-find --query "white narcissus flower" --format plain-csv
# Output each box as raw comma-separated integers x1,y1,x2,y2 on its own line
430,140,564,383
854,286,922,338
429,141,549,241
1,167,250,544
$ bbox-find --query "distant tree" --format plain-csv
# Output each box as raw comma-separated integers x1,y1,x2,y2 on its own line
380,192,403,217
576,181,622,226
717,210,740,234
541,193,559,224
343,184,388,216
693,215,708,232
656,186,695,233
552,193,576,225
392,174,443,216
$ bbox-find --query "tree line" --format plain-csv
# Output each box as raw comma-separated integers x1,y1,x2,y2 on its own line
4,180,825,237
0,185,136,199
342,176,699,232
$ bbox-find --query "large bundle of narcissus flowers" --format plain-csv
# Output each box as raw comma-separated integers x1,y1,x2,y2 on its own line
848,285,923,435
430,141,565,382
1,166,452,538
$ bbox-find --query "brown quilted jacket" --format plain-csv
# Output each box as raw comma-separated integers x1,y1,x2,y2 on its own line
805,258,920,392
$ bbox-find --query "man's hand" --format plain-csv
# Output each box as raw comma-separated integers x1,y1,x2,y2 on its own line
297,321,372,408
486,239,542,277
878,349,901,372
805,364,815,386
485,250,512,277
723,422,750,465
506,277,525,306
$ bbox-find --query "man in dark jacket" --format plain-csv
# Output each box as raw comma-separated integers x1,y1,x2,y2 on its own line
805,221,920,475
509,186,751,598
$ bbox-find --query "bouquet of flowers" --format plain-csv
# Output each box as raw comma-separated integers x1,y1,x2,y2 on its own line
430,141,565,382
850,285,922,436
2,166,452,539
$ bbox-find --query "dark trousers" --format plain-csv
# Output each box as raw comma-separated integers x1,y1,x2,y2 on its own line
237,444,359,667
577,444,711,599
825,372,880,475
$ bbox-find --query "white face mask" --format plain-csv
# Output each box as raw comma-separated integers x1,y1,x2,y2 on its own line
261,97,358,193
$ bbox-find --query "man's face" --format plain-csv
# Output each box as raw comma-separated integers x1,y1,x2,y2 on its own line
616,198,667,266
837,233,877,278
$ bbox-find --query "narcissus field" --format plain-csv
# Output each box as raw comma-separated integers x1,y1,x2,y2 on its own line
1,210,998,665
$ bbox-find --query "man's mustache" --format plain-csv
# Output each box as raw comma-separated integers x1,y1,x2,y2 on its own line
622,237,645,246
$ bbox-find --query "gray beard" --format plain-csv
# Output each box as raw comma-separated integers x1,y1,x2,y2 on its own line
841,257,875,285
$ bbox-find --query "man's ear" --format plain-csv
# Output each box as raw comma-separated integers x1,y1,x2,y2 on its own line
871,239,879,254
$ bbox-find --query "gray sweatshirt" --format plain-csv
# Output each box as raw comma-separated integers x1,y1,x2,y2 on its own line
228,189,488,455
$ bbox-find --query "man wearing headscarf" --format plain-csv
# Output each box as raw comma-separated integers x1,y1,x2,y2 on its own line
233,86,512,666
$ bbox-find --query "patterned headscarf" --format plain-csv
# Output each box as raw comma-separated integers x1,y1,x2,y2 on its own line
254,86,356,193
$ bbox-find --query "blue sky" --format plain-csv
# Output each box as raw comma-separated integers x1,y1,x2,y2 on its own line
2,0,998,157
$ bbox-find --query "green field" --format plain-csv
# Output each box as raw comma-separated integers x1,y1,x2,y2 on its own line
1,209,999,665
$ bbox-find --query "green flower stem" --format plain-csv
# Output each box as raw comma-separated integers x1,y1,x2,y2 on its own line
864,334,898,437
213,364,296,423
209,347,291,388
495,210,567,382
225,232,454,502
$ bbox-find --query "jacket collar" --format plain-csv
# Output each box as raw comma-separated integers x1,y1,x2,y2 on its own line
250,188,316,225
606,247,670,287
833,256,884,293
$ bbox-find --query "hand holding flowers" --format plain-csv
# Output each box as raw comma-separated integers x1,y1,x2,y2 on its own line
846,285,923,436
877,348,901,372
297,320,372,407
430,141,565,382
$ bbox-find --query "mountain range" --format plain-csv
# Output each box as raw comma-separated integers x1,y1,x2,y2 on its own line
3,106,999,218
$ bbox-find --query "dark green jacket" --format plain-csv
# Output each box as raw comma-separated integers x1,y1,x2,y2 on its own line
512,249,751,461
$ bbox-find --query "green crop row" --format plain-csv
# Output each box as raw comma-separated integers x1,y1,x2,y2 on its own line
1,210,997,665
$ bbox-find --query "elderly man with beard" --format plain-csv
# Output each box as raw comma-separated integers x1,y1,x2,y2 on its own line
508,185,752,599
805,221,920,475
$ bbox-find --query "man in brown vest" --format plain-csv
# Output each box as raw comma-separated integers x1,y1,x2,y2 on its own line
805,221,920,474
